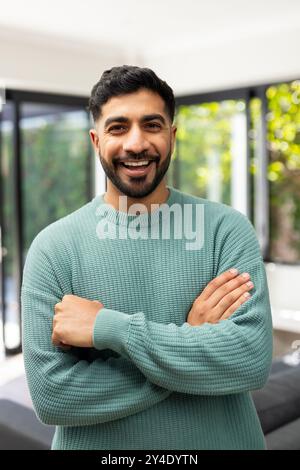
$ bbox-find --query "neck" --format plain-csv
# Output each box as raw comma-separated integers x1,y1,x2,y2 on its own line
104,180,170,213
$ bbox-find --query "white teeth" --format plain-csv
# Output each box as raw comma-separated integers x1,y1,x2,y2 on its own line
123,161,151,167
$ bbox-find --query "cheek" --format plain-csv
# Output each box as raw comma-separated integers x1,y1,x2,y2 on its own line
97,143,109,160
158,133,172,150
159,140,170,157
101,139,122,158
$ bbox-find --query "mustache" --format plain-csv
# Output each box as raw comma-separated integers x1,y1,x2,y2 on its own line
113,154,160,164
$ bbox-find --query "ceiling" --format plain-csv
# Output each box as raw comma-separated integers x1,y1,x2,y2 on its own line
0,0,300,58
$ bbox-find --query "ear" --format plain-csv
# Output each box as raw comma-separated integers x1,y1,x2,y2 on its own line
171,125,177,154
89,128,100,152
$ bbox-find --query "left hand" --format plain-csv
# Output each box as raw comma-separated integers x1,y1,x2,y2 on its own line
52,294,104,348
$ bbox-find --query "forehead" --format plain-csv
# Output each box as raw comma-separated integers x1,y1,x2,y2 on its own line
100,88,166,120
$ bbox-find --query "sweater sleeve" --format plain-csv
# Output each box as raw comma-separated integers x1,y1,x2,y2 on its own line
93,209,273,396
21,235,171,427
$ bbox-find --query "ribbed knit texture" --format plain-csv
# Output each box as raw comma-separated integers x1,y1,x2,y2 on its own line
21,186,273,450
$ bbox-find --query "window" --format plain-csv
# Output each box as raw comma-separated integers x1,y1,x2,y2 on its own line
0,91,93,356
172,80,300,264
266,82,300,263
170,99,247,213
21,103,91,254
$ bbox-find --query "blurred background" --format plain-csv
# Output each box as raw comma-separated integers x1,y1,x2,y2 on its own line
0,0,300,450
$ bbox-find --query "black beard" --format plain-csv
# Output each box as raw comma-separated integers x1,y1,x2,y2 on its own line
98,149,172,198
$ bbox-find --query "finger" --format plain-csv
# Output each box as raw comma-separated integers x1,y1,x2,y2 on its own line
214,282,254,318
59,342,71,350
52,333,60,347
62,294,74,301
52,331,70,349
200,268,240,301
54,302,62,313
205,272,252,309
219,292,252,320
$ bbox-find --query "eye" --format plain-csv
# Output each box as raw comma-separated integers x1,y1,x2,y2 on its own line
146,122,161,130
108,125,127,133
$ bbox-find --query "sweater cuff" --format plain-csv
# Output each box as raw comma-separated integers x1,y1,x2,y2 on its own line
92,307,131,356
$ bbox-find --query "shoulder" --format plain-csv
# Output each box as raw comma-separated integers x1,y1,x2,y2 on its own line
26,198,95,258
169,186,253,231
22,199,96,292
169,187,261,262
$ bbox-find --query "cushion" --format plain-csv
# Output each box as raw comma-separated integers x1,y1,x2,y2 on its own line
252,364,300,434
0,399,55,450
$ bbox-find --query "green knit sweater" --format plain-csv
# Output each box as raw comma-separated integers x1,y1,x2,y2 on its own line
21,186,273,450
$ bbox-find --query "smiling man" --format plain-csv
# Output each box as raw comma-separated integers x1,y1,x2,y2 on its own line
21,65,273,450
91,88,174,202
89,80,176,210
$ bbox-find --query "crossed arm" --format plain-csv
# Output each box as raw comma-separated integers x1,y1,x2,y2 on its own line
51,256,272,395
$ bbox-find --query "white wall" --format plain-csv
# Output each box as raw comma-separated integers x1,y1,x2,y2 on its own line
1,23,300,97
143,27,300,95
0,27,129,96
266,263,300,335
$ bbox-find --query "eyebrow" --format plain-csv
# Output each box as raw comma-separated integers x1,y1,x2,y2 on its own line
104,113,167,129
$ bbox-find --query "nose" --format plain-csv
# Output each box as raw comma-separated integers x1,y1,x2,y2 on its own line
122,126,151,155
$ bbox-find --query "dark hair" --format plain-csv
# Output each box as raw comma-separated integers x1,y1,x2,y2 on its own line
88,65,175,123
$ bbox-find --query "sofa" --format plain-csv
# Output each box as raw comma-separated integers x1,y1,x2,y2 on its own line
0,398,55,450
252,357,300,450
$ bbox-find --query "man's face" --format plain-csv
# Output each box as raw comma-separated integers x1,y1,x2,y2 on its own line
90,88,177,198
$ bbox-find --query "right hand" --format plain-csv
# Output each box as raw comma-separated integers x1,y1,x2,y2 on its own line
186,269,253,326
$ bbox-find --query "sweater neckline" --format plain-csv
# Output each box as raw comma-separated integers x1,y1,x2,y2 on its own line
93,186,178,227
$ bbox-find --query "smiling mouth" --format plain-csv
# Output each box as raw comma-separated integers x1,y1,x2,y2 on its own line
118,159,157,177
122,160,152,168
118,157,157,167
